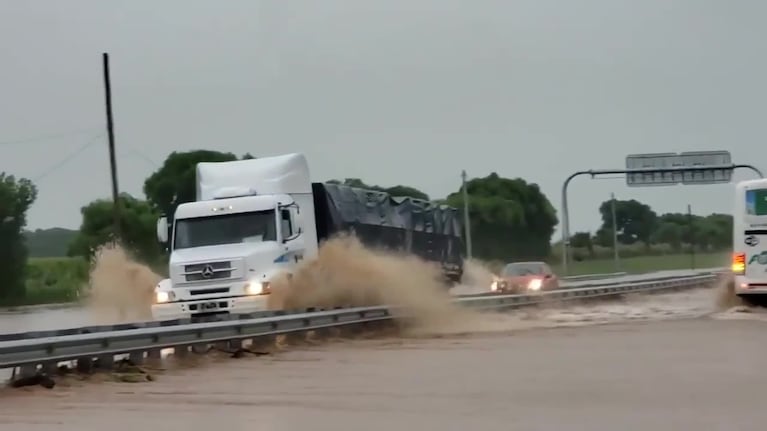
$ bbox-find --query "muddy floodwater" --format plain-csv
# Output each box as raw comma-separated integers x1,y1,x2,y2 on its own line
1,286,766,430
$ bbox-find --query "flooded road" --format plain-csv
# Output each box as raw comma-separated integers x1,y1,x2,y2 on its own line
0,306,93,334
1,314,764,430
0,271,746,429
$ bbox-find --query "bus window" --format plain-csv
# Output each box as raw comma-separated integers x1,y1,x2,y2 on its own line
746,189,767,216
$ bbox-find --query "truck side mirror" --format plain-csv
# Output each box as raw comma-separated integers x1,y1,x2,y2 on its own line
283,227,303,243
156,216,169,244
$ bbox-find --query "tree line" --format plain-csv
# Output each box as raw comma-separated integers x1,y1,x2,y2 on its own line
567,198,732,261
0,150,733,302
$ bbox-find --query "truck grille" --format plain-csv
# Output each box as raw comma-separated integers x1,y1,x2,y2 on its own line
183,261,233,282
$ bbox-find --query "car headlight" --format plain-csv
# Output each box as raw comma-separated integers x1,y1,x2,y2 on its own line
156,290,170,303
527,278,543,291
490,280,498,291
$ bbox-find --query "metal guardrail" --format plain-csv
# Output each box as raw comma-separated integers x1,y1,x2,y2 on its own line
0,272,721,376
561,267,729,283
561,272,628,281
0,269,717,343
460,270,721,298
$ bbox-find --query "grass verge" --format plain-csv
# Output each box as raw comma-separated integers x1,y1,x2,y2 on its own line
551,252,729,276
0,257,89,308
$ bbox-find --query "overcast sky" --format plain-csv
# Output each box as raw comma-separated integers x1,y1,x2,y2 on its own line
1,0,765,240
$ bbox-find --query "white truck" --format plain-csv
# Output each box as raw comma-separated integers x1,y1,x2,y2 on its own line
732,178,767,305
152,153,465,321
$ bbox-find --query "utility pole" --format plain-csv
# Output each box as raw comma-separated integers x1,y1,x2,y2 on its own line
687,203,695,269
611,192,620,271
102,52,121,241
461,170,472,259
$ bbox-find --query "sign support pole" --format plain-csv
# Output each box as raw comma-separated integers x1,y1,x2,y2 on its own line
560,163,763,275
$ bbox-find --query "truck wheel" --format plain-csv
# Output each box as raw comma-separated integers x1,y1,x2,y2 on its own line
445,273,462,287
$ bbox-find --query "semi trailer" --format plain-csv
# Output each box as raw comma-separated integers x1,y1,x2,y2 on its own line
152,152,465,321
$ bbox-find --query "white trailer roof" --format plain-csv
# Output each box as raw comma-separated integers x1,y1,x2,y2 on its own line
196,153,312,201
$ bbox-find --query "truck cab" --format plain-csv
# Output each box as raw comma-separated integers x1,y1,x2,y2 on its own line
150,152,465,322
152,153,317,321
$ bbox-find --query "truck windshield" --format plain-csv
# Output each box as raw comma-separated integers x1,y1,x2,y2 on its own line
173,210,277,250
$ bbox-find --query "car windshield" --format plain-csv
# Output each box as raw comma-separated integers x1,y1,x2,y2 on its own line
502,263,545,276
173,210,277,250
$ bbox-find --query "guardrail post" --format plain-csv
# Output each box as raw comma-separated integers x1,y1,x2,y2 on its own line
250,335,276,350
41,361,57,375
340,323,365,338
361,319,386,333
191,343,210,354
228,339,242,350
76,357,94,373
16,364,38,379
147,349,162,361
311,328,333,341
129,351,145,365
96,354,114,370
284,332,307,345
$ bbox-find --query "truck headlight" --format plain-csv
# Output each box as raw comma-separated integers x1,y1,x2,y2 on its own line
246,281,270,295
156,290,170,303
527,278,543,291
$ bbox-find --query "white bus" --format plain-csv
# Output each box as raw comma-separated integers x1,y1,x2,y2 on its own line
733,178,767,302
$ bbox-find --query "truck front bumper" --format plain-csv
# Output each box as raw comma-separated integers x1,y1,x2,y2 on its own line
151,295,270,321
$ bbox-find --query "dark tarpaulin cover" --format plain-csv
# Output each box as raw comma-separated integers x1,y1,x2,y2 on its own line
311,183,464,279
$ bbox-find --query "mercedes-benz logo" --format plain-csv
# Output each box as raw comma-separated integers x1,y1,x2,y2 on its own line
201,265,215,278
746,235,760,247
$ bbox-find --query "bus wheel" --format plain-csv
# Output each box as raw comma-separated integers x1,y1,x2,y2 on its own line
738,294,767,308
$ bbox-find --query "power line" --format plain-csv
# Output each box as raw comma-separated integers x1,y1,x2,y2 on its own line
120,147,159,169
33,133,105,182
0,127,101,147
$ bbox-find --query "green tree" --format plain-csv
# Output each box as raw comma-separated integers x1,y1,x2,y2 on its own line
68,193,162,265
0,173,38,302
658,212,689,226
143,150,254,218
327,178,430,200
655,212,698,249
650,221,684,250
445,173,557,260
24,227,78,257
569,231,594,256
652,212,732,251
597,199,657,246
701,213,732,249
